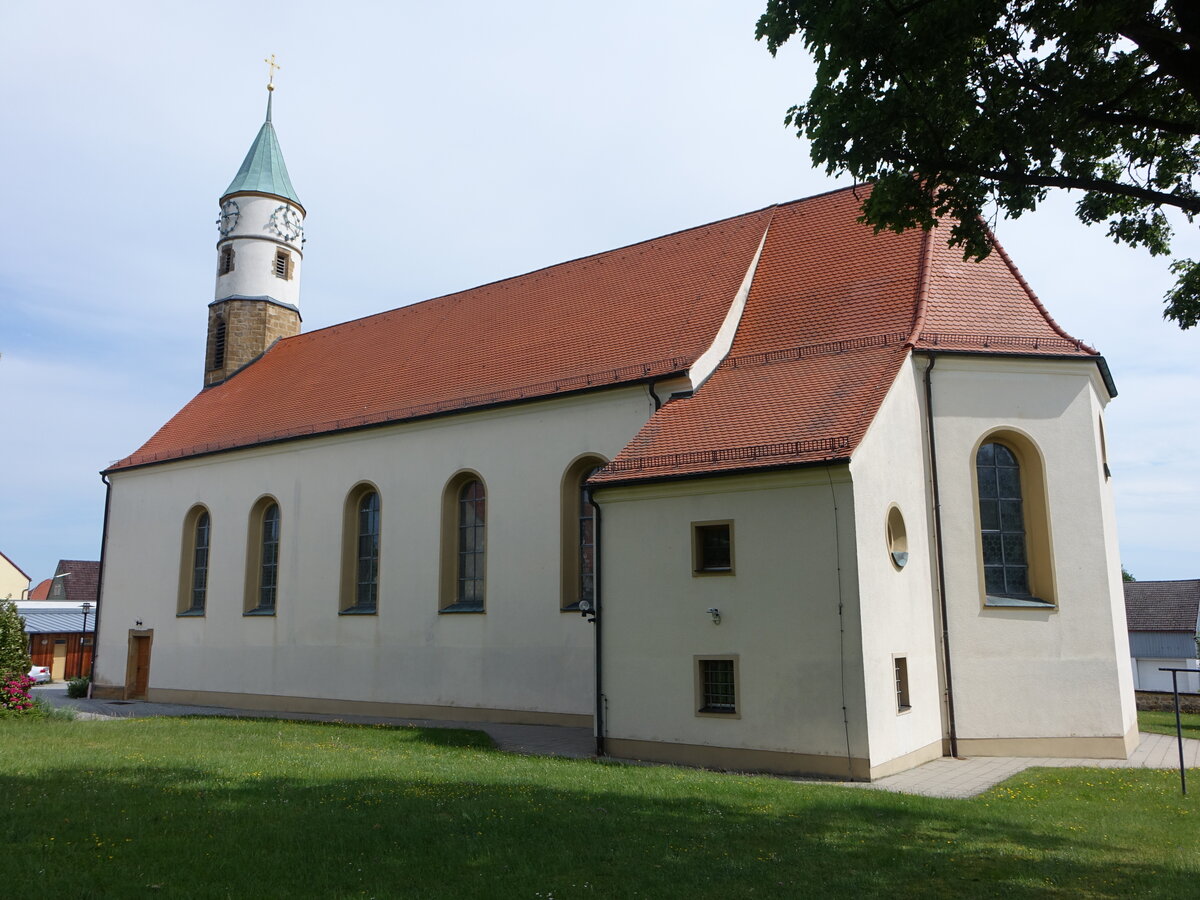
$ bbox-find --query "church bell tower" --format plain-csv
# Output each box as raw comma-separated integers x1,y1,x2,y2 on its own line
205,58,304,386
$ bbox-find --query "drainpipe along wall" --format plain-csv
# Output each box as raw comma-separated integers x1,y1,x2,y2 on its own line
923,352,959,758
88,473,113,699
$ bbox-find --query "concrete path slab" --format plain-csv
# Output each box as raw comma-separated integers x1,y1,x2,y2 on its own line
34,686,1197,798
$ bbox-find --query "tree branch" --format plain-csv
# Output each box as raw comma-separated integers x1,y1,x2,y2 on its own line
934,162,1200,214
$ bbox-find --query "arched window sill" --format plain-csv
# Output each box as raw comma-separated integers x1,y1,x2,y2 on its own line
439,602,485,614
339,606,377,616
177,609,205,618
243,608,276,617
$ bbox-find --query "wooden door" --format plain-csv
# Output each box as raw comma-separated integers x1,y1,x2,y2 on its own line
128,634,152,700
51,640,67,681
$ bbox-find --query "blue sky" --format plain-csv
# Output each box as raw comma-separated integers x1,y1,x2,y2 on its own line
1,1,1196,585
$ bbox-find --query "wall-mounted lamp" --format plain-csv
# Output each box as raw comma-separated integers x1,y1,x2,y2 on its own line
135,619,143,629
707,607,721,625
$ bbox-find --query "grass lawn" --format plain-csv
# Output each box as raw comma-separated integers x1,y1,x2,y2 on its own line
1,717,1196,898
1139,709,1200,741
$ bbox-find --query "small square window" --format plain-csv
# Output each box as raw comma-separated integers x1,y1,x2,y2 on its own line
696,656,738,716
692,521,733,575
894,656,911,713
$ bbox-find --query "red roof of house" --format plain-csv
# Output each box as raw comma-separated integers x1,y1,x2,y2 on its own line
28,579,52,600
109,186,1100,483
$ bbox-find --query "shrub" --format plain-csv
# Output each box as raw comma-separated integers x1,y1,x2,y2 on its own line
0,600,30,682
0,675,35,714
66,676,90,699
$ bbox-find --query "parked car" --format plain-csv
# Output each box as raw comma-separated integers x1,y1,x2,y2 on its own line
27,665,51,684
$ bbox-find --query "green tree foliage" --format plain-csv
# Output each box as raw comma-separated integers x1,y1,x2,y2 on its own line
0,600,31,680
756,1,1200,327
1122,566,1137,582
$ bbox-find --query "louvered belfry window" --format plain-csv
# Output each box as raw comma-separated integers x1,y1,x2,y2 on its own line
212,319,227,370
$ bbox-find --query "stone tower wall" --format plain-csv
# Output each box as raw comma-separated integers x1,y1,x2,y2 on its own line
204,298,300,386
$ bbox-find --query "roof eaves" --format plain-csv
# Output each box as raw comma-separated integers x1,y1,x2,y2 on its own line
911,347,1117,397
103,370,688,475
589,455,853,491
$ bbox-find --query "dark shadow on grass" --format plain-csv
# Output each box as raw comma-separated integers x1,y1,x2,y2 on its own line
1,752,1195,899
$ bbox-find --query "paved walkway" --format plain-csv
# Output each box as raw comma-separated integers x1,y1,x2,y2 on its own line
35,685,1197,798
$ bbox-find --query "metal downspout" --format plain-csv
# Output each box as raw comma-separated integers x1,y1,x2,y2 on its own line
924,353,959,757
88,474,113,699
588,489,606,757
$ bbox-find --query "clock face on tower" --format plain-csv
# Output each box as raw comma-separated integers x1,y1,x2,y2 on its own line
270,205,304,243
217,199,240,236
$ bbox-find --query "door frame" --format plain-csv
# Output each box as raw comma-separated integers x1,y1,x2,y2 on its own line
124,629,154,700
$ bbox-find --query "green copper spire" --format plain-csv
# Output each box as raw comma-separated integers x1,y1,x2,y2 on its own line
222,90,302,206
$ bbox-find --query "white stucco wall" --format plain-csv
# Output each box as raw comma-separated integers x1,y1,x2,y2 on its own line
214,195,303,307
929,355,1137,744
848,357,945,767
95,386,655,716
597,469,868,768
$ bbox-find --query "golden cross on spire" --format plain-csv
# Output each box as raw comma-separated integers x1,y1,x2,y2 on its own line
264,54,281,91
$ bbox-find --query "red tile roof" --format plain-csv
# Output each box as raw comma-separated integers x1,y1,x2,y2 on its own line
28,579,52,600
594,188,1097,485
110,185,1100,483
109,207,775,471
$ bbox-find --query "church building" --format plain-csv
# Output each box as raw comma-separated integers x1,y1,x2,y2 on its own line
93,85,1137,780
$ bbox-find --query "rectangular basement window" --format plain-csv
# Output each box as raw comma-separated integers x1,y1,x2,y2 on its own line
696,656,739,717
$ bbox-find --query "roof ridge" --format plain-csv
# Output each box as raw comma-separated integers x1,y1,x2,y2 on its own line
904,227,935,348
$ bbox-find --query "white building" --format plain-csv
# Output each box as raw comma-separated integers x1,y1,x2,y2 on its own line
93,88,1138,779
1125,580,1200,694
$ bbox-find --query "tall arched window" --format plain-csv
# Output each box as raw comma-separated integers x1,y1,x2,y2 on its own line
977,441,1029,597
178,506,211,616
340,484,380,613
440,472,487,612
975,436,1054,607
244,497,280,614
560,455,607,610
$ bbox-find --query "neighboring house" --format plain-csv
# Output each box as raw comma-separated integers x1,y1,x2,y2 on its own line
19,560,101,681
43,560,101,606
94,86,1136,780
0,551,30,600
20,603,95,682
1124,579,1200,693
